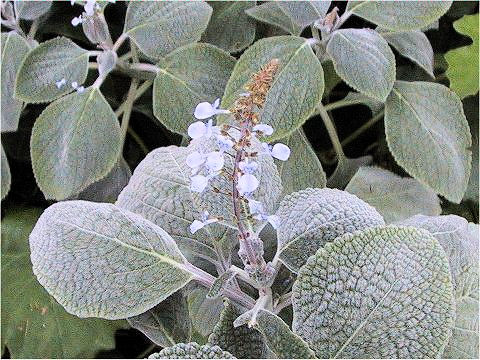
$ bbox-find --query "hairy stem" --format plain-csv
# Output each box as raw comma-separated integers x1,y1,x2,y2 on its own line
316,103,346,164
120,78,139,146
112,32,128,52
115,80,152,117
324,98,369,111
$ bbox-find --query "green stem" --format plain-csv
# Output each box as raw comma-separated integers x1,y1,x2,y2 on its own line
127,127,149,155
341,110,384,147
324,98,367,111
316,103,346,164
114,80,152,117
120,78,139,146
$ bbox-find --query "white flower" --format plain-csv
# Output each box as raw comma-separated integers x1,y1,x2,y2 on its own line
194,98,230,120
71,81,79,89
190,175,208,193
253,124,274,136
187,119,219,140
205,152,224,173
186,151,205,169
190,211,219,234
71,0,76,5
262,142,291,161
55,78,66,89
76,86,85,93
71,16,83,26
239,159,258,174
247,199,280,229
216,135,234,152
237,174,259,195
84,0,96,16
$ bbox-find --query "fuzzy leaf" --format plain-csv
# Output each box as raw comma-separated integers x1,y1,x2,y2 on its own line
327,155,373,189
202,2,256,53
222,36,324,141
275,188,385,273
347,1,452,31
187,287,224,337
14,1,51,20
341,92,383,115
29,201,194,319
292,226,456,358
255,309,315,359
326,28,395,102
207,269,237,299
1,206,125,358
399,215,479,359
385,81,472,203
149,342,235,359
30,88,122,200
15,37,88,103
153,43,235,135
124,2,212,59
345,166,441,223
277,129,326,195
246,2,303,35
1,144,11,201
445,14,479,99
127,291,191,348
1,31,31,132
379,28,434,77
208,301,266,358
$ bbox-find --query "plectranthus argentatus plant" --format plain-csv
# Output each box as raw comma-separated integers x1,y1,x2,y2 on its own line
1,0,477,359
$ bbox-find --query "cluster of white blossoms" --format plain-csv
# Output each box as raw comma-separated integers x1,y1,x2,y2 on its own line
71,0,115,26
55,78,85,93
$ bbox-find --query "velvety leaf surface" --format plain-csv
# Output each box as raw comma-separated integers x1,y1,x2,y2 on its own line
347,1,452,31
1,206,125,358
326,28,395,102
1,144,11,200
187,287,224,337
326,155,372,189
124,2,212,59
15,37,89,103
29,201,194,319
202,2,256,53
153,43,235,135
1,31,30,132
30,87,122,200
385,81,472,203
445,14,479,99
254,309,315,359
206,269,237,299
340,92,383,115
149,342,235,359
292,226,456,358
345,166,441,223
245,2,303,35
275,188,385,272
14,1,51,20
222,36,324,140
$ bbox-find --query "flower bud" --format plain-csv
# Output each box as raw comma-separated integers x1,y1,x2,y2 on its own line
97,50,117,78
82,12,111,46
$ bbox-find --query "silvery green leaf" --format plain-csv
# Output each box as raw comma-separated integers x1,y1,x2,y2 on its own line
292,226,456,358
246,2,302,35
187,287,224,337
347,1,452,31
254,309,315,359
15,37,89,103
30,88,122,200
1,144,11,201
277,1,331,29
202,2,256,53
149,342,235,359
277,129,326,195
222,36,324,141
326,28,395,102
1,31,30,132
385,81,472,203
127,291,192,348
208,301,266,358
124,2,212,59
153,43,235,135
378,28,434,77
14,1,51,20
207,269,237,299
399,215,479,359
326,155,372,189
29,200,195,319
97,49,117,78
275,188,384,273
345,166,441,224
341,92,383,115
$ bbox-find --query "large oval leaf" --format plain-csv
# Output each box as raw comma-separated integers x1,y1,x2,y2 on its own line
326,28,395,102
15,37,89,103
347,1,452,31
222,36,324,141
29,201,195,319
14,1,51,20
292,226,455,358
124,2,212,59
153,43,235,135
385,81,472,203
30,87,122,200
275,188,384,272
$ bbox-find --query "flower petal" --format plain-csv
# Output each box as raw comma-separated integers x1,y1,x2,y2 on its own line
238,174,259,195
213,98,220,109
253,124,274,136
205,151,224,172
71,16,83,26
190,175,208,193
248,199,264,215
190,220,205,234
186,151,205,169
217,135,234,152
239,160,258,174
194,102,215,119
271,143,291,161
188,121,207,139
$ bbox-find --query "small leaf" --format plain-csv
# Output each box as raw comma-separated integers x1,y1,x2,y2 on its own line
202,2,256,53
255,309,315,359
445,14,479,99
127,291,191,348
222,36,324,141
1,144,11,201
1,31,31,132
207,269,237,299
379,28,434,77
124,2,212,59
29,201,194,319
149,342,235,359
208,301,266,358
275,188,384,272
292,226,456,358
277,129,326,195
326,28,395,102
30,87,122,200
345,166,441,223
187,287,224,337
153,43,235,135
15,37,89,103
14,1,51,20
385,81,472,203
347,1,452,31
